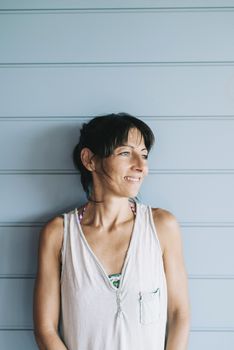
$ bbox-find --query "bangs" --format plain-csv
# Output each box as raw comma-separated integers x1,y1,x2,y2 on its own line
89,113,155,158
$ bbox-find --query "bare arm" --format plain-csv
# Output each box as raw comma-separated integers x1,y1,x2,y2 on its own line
153,209,191,350
33,217,68,350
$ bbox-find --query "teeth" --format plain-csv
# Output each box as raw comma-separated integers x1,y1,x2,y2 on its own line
125,176,140,182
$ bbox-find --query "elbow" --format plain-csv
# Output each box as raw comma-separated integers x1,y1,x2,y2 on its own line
168,307,191,327
176,312,191,328
33,329,46,350
33,327,56,349
33,327,41,341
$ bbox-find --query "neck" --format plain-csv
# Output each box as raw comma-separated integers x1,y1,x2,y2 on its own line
78,198,136,229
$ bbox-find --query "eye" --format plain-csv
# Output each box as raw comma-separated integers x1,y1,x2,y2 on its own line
142,154,148,159
119,151,130,156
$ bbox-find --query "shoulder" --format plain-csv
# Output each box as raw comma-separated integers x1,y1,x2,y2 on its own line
151,207,181,255
38,216,64,259
151,207,179,227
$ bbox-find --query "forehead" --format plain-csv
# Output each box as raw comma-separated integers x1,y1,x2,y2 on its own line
126,128,145,146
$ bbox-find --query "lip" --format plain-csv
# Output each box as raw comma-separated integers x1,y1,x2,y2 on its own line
124,176,142,182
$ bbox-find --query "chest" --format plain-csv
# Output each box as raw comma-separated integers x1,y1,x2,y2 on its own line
80,223,134,275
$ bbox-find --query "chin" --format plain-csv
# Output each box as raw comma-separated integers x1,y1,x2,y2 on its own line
125,189,140,198
115,184,142,198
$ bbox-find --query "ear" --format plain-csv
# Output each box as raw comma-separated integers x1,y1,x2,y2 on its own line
80,148,96,172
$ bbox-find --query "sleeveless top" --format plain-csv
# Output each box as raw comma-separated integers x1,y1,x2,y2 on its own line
60,201,168,350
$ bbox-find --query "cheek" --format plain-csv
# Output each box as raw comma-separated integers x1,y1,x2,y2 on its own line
105,164,117,174
106,159,124,172
101,162,122,180
99,158,115,174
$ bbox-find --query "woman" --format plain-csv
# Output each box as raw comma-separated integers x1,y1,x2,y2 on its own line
33,113,190,350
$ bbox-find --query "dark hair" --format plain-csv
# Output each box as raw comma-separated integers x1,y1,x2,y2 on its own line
73,112,155,199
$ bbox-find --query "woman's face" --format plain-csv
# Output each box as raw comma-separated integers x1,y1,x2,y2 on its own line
93,128,149,198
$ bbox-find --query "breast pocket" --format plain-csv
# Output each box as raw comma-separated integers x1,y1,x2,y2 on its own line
139,288,160,324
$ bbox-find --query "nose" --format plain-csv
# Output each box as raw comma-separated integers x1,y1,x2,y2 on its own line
132,154,147,172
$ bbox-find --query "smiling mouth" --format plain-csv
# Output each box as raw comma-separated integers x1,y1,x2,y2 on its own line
124,176,141,182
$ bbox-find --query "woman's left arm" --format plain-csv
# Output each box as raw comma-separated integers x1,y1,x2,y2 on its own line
153,209,191,350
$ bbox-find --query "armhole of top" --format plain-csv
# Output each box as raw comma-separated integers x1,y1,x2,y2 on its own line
148,206,165,291
148,206,164,257
60,212,68,283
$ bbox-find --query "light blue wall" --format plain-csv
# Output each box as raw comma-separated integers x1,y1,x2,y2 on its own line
0,1,234,349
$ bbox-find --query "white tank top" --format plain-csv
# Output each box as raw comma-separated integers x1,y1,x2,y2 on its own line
60,201,168,350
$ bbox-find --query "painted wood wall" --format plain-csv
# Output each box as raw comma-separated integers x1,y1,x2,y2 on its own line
0,1,234,348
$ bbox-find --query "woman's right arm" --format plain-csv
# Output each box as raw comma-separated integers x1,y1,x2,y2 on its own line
33,217,68,350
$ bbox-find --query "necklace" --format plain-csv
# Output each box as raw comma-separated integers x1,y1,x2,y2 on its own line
78,200,136,223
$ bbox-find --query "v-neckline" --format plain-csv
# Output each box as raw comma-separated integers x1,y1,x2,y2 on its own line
75,201,139,292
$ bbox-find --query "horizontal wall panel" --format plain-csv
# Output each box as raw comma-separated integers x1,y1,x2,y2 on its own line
0,330,233,350
188,332,234,350
141,173,234,222
1,65,234,117
0,279,34,327
1,0,234,10
1,11,234,63
189,279,234,328
0,174,233,222
0,119,233,170
0,227,40,276
0,174,86,222
0,279,233,328
0,331,37,350
1,225,234,276
152,119,234,170
182,227,234,276
0,121,78,170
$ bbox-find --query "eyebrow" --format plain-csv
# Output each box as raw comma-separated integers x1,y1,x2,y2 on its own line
117,144,148,152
